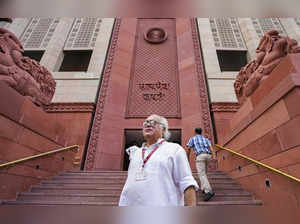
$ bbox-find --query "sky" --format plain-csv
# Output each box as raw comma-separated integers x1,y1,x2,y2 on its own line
1,0,300,18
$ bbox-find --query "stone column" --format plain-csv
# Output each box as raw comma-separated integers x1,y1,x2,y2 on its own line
87,18,115,78
39,18,74,72
280,18,300,43
197,18,221,77
197,18,238,102
238,18,260,61
3,18,30,38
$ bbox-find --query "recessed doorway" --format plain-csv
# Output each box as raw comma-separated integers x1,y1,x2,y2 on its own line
123,129,181,170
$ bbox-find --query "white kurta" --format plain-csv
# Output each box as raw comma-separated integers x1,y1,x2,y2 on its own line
119,139,199,206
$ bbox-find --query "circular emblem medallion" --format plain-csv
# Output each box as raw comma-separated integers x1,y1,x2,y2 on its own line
144,27,168,44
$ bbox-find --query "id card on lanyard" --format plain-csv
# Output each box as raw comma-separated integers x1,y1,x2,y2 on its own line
135,139,165,181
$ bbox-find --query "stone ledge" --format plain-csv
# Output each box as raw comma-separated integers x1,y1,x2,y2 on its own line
211,102,240,112
45,102,95,113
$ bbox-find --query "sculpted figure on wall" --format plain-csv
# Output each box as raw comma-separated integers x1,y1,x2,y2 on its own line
0,28,56,107
234,30,300,104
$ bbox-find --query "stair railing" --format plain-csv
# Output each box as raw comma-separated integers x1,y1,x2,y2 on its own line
0,145,79,169
215,144,300,183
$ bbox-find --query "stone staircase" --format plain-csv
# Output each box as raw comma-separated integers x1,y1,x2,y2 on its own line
1,170,262,206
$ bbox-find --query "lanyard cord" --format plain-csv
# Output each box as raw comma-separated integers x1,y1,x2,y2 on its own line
142,139,165,168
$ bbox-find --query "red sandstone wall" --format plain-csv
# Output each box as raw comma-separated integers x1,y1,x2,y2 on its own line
217,55,300,222
211,102,240,144
0,83,85,200
47,112,92,166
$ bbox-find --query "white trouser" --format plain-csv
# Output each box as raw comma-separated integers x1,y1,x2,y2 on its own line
196,153,213,193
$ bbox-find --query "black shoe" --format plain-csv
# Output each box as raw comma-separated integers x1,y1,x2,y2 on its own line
202,190,205,195
204,192,215,201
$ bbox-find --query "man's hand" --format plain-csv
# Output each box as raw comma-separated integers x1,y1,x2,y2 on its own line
184,186,196,206
210,145,217,159
185,147,191,159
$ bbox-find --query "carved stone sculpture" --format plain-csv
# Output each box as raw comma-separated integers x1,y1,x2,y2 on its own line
0,28,56,107
234,30,300,104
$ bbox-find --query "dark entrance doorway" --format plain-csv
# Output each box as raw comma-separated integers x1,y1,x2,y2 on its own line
123,129,181,171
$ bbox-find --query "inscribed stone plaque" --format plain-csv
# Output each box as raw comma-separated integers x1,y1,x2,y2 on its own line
126,19,181,118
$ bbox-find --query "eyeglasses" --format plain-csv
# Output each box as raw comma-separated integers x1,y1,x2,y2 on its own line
142,120,162,127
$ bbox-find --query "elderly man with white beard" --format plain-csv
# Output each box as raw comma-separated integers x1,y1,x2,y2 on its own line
119,114,199,206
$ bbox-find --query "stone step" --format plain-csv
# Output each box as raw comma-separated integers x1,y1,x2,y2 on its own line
31,186,249,195
18,193,252,202
17,193,121,203
49,176,233,183
2,169,261,207
2,200,116,206
56,174,230,179
31,186,124,194
2,200,263,206
63,171,226,175
60,171,228,175
43,178,237,184
197,194,254,202
16,191,253,202
40,182,241,188
197,200,263,206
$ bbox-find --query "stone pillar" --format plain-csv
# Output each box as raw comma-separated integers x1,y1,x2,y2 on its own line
39,18,74,72
49,18,114,103
197,18,238,102
238,18,260,61
197,18,221,76
280,18,300,43
87,18,115,77
3,18,30,38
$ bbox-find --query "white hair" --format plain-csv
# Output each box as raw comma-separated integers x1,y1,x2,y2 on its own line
148,114,171,140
